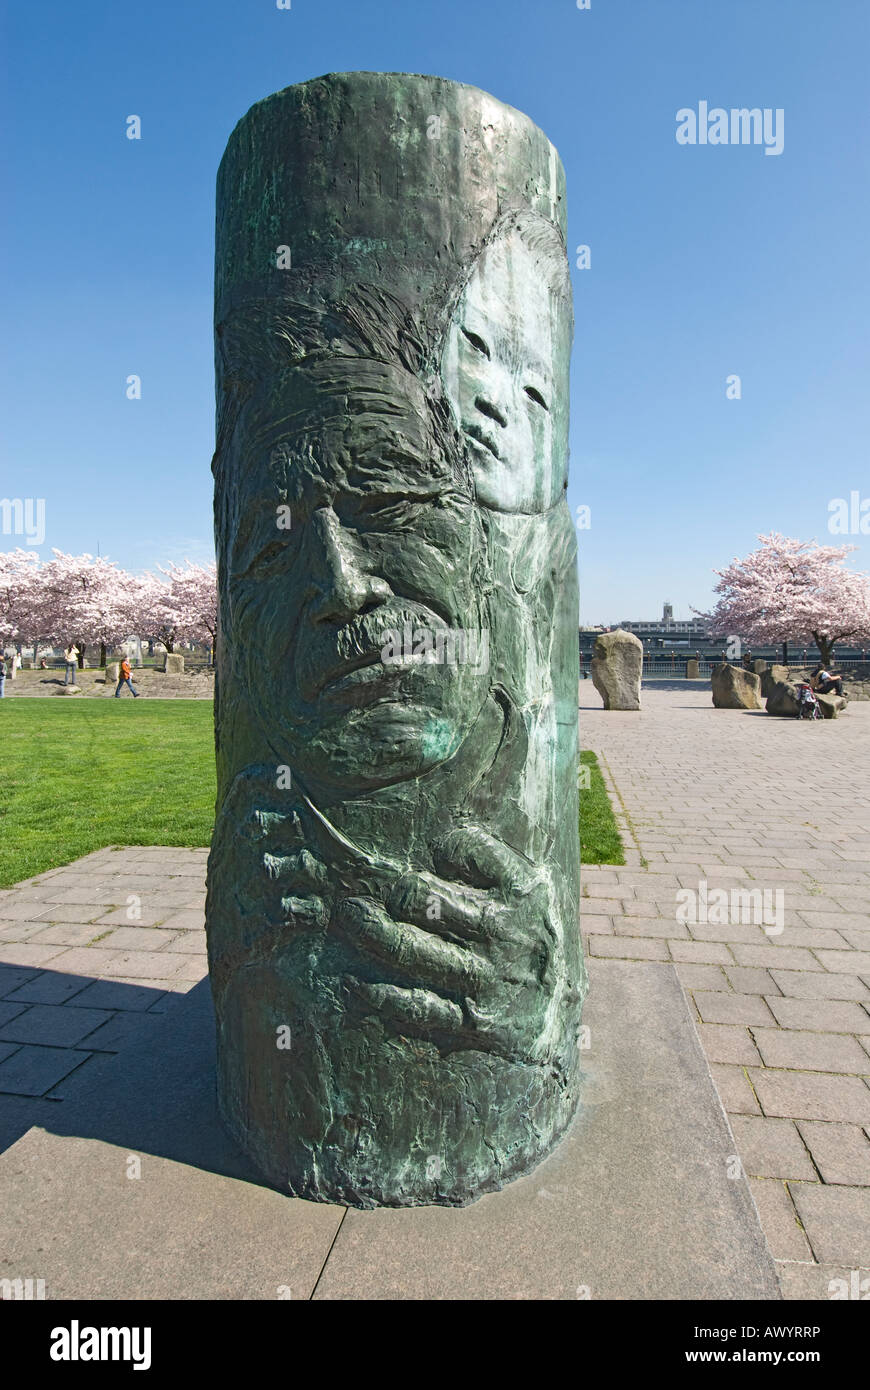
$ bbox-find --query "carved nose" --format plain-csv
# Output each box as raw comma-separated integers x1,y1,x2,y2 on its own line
474,395,508,429
311,571,390,625
308,510,392,624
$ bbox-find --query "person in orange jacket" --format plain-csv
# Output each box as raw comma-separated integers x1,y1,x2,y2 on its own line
114,656,141,698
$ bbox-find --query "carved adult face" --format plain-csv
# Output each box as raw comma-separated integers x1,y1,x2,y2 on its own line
442,226,571,514
225,362,492,792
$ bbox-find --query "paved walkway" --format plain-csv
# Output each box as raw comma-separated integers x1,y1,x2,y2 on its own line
0,847,206,1125
582,683,870,1298
2,685,868,1297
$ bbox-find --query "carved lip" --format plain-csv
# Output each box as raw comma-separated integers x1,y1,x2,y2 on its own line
317,649,386,697
463,424,501,460
319,658,403,702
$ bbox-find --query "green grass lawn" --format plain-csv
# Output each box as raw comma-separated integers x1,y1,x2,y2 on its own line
580,750,625,866
0,703,624,886
0,702,216,887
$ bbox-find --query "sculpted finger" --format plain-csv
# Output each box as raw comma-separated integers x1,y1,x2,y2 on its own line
386,871,490,940
334,897,491,994
351,981,464,1035
263,847,328,895
432,825,535,894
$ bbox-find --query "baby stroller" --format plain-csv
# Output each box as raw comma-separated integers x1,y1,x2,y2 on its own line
796,681,823,720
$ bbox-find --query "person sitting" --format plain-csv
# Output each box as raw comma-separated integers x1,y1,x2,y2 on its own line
812,665,844,696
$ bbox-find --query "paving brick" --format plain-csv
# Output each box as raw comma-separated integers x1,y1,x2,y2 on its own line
668,940,733,965
0,943,65,967
0,1002,28,1027
76,1011,165,1052
776,1262,870,1300
695,1024,760,1065
165,934,207,955
765,997,870,1034
710,1064,761,1115
0,1044,91,1096
748,1068,870,1124
65,979,167,1010
612,917,687,938
750,1027,870,1075
169,956,209,981
0,964,41,995
770,970,869,1001
0,1004,114,1048
775,926,851,950
687,921,770,945
674,963,729,992
91,903,179,928
788,1184,870,1266
579,915,614,934
729,1116,816,1180
814,949,870,975
4,972,94,1005
28,924,108,948
731,944,824,971
32,903,108,924
93,927,180,953
723,966,780,996
796,1122,870,1186
582,898,626,917
44,946,187,979
0,899,57,922
694,992,776,1026
586,934,669,961
0,923,48,942
747,1178,813,1261
840,930,870,951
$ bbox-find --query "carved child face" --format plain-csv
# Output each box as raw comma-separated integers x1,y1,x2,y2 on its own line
442,228,570,515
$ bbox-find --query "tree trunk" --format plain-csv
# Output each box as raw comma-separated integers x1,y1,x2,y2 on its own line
100,641,107,668
76,644,85,669
813,632,835,665
782,641,788,666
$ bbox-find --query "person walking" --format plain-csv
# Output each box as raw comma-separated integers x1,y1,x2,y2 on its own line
63,643,79,685
0,653,7,699
114,656,141,698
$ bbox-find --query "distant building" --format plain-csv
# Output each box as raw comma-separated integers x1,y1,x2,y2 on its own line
618,601,709,641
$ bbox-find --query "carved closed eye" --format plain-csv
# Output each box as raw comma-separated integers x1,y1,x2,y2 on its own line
461,328,491,360
525,386,549,411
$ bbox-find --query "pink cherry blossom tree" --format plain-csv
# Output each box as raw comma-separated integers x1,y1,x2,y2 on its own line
127,571,179,655
0,548,47,658
698,533,870,665
39,551,139,668
158,561,218,662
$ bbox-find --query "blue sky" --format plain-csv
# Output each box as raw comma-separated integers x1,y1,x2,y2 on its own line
2,0,868,623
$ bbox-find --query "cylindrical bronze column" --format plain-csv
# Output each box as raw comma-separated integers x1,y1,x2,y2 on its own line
207,72,584,1207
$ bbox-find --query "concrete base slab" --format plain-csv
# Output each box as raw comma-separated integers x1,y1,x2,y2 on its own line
0,960,780,1300
313,959,781,1299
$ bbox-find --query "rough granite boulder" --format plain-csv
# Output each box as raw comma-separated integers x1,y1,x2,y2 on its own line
590,629,642,710
816,692,847,719
760,664,792,699
765,677,801,717
162,653,184,674
711,663,763,709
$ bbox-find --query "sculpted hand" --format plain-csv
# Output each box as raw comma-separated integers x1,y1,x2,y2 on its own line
332,823,564,1062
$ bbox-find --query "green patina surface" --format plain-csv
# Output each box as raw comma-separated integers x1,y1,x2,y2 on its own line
208,72,584,1207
